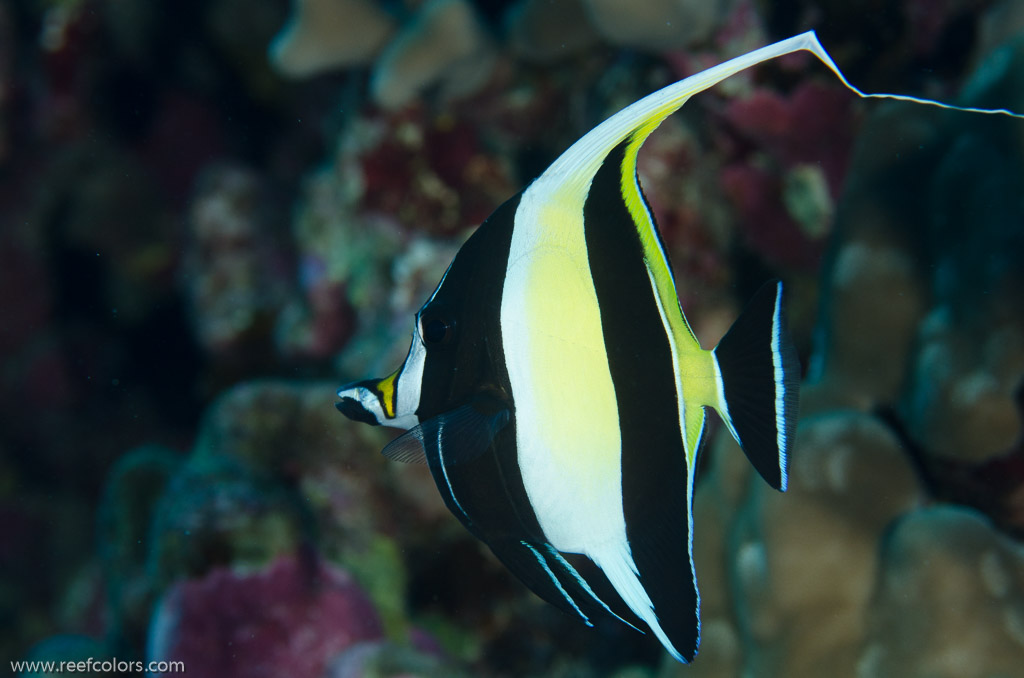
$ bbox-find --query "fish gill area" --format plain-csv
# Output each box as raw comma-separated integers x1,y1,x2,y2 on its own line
1,0,1023,677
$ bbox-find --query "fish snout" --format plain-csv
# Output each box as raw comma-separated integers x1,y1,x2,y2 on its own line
335,379,386,426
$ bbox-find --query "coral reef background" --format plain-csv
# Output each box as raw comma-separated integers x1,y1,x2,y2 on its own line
2,0,1023,676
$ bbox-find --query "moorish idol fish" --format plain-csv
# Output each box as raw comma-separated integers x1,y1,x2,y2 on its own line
336,31,1024,663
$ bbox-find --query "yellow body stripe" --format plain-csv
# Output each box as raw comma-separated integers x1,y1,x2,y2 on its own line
620,138,721,466
620,133,697,347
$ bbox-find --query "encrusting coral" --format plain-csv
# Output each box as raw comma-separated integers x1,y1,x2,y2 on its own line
268,0,750,108
581,0,732,50
504,0,599,63
182,166,290,359
859,506,1024,678
269,0,396,78
370,0,497,110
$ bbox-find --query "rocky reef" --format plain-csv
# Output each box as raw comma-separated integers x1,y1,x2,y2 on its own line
4,0,1024,676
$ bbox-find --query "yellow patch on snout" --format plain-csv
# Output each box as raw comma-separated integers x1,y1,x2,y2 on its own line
377,369,400,419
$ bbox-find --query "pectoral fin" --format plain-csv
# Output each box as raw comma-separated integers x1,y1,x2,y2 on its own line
381,395,511,464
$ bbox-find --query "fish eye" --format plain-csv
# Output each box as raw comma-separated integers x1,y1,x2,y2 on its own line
421,316,454,344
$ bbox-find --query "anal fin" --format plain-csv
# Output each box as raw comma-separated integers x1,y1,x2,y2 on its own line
486,540,643,632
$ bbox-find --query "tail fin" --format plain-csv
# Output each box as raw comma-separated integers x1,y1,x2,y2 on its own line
711,280,800,491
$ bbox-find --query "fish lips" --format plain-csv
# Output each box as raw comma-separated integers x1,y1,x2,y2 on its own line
335,380,383,426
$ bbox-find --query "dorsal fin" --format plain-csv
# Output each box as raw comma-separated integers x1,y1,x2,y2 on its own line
537,30,1023,200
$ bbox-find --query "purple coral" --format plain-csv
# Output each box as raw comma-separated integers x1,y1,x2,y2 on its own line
148,554,384,678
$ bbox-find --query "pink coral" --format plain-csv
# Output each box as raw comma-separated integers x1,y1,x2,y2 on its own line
720,162,816,270
718,81,858,270
722,81,856,193
149,554,384,678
